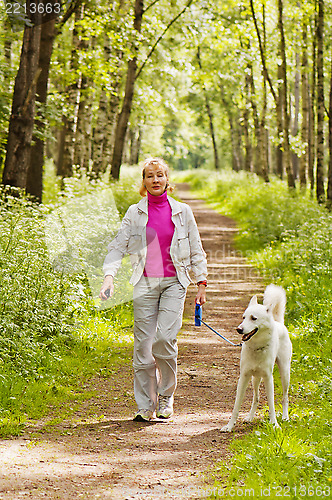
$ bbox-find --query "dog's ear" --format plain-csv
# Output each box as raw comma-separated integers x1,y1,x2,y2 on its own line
249,295,258,306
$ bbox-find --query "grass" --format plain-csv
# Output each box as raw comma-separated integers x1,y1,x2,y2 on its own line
173,169,332,498
0,304,134,437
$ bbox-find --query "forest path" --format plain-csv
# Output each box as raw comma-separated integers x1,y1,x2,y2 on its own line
0,185,264,499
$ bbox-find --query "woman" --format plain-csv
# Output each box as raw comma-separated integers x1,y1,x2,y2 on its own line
99,158,207,422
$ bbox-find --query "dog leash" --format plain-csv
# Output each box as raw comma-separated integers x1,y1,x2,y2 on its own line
195,304,242,347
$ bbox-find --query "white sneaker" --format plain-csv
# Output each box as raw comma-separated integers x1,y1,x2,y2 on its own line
133,409,153,422
156,395,173,419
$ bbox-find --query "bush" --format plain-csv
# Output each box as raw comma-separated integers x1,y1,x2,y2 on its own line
0,171,139,436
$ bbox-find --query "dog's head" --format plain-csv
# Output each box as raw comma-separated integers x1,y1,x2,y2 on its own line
237,295,273,342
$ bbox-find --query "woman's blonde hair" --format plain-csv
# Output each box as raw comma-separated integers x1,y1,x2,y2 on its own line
139,157,174,196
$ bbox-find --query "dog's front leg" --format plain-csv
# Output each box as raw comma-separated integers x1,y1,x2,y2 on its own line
221,374,250,432
264,374,279,428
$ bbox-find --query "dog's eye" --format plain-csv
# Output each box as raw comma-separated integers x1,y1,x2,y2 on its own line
250,315,257,321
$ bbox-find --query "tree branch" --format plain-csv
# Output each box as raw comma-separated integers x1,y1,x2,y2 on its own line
57,0,83,32
143,0,161,15
249,0,277,103
136,0,194,79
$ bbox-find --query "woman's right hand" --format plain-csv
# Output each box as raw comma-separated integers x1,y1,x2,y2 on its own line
99,275,114,300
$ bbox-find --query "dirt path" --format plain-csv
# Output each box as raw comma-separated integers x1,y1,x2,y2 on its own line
0,186,264,500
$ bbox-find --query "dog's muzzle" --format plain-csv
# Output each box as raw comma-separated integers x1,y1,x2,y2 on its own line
237,326,259,342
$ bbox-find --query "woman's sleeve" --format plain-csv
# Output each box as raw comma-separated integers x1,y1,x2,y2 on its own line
103,206,133,277
187,206,208,282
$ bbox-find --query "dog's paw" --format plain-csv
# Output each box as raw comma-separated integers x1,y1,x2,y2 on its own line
220,424,233,433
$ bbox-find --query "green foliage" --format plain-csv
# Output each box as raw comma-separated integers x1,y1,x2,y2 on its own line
0,188,77,371
114,165,142,216
210,420,331,498
180,169,332,494
0,172,138,436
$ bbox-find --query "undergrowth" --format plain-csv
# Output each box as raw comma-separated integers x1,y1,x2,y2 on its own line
174,169,332,498
0,164,140,437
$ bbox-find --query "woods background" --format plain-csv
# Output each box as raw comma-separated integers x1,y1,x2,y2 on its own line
1,0,332,204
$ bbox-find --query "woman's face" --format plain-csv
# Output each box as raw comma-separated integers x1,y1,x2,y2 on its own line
144,163,168,196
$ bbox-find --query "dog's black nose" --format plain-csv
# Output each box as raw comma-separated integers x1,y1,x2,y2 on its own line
237,327,243,335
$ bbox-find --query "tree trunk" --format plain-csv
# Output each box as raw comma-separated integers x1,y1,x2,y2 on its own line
135,124,143,164
243,70,252,171
73,33,93,173
3,17,12,86
2,1,42,191
220,85,242,171
111,0,144,180
260,4,269,183
26,14,57,202
92,88,109,176
327,50,332,208
229,115,241,171
316,0,325,202
102,92,120,173
204,94,219,170
291,50,301,179
276,54,284,178
74,72,93,172
260,77,269,182
299,19,309,188
74,36,94,172
278,0,295,188
57,6,83,177
248,65,268,180
249,0,280,178
197,47,219,170
129,124,143,165
92,33,122,177
308,16,317,192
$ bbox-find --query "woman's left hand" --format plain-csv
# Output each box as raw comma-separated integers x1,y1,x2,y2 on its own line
195,284,206,305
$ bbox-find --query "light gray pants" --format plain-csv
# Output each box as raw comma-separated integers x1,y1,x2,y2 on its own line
133,276,187,412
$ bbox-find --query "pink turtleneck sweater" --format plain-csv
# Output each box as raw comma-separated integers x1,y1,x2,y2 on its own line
143,191,177,277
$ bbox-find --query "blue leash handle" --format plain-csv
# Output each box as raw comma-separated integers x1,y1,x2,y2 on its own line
195,304,242,347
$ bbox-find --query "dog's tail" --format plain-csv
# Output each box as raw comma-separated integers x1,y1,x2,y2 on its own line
263,284,286,323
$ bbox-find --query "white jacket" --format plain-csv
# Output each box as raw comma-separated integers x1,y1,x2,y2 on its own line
103,195,207,288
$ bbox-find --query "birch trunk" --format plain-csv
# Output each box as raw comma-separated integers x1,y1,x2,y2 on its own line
299,20,309,188
276,56,284,178
57,6,83,177
74,75,93,172
92,32,122,177
243,71,252,172
278,0,295,188
308,17,317,192
316,0,325,202
197,47,219,170
291,51,301,179
327,51,332,208
129,125,143,165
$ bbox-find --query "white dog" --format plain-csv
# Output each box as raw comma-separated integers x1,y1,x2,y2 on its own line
221,284,292,432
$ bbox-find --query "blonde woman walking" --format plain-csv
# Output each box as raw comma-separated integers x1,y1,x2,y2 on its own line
99,158,207,421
